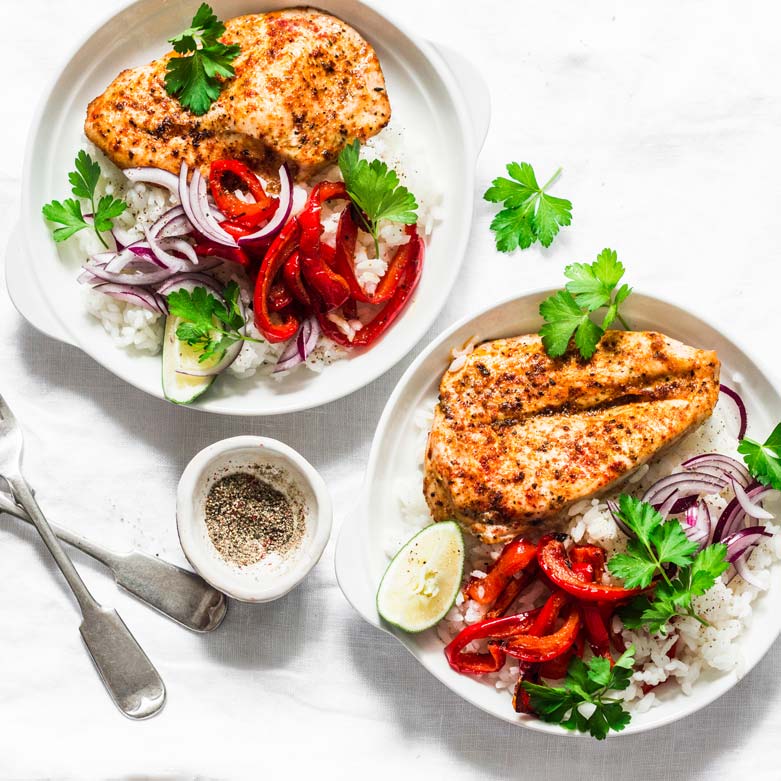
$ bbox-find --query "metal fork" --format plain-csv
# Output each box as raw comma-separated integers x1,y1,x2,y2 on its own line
0,394,166,719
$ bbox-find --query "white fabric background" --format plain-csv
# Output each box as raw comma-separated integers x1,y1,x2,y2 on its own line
2,0,781,777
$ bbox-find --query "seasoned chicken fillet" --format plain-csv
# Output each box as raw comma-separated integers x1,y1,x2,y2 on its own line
84,8,390,180
424,331,721,543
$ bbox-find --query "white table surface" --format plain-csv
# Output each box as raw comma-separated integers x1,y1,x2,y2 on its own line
2,0,781,777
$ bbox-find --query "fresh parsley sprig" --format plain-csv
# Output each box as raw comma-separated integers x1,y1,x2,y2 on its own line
539,249,632,360
608,495,729,635
164,3,241,116
167,282,262,363
738,422,781,491
338,140,418,259
522,647,635,740
484,162,572,252
41,151,127,248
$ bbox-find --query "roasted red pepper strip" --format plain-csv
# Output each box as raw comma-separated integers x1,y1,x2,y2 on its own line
209,159,278,225
253,220,300,342
582,605,612,659
538,633,585,679
283,251,310,306
297,182,350,310
485,565,537,619
502,608,582,663
194,242,251,267
444,611,538,675
571,545,606,579
512,665,538,713
268,282,293,313
526,590,569,636
464,537,536,606
537,534,644,602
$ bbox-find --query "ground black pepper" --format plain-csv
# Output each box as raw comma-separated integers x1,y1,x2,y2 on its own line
204,472,306,567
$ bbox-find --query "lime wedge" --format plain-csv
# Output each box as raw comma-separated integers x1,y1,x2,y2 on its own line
376,521,465,633
162,315,216,404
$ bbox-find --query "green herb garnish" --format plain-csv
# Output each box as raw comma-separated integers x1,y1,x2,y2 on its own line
539,248,632,360
522,646,635,740
608,495,729,635
337,140,418,258
164,3,241,116
167,282,262,363
483,162,572,252
41,151,126,248
739,423,781,491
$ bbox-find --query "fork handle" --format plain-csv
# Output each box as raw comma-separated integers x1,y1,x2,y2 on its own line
6,476,99,613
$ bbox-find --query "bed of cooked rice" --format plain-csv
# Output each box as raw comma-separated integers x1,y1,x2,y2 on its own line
76,121,442,380
391,393,781,714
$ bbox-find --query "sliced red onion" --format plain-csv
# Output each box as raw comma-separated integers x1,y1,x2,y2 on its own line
681,502,710,549
732,479,775,520
92,283,168,315
721,526,771,563
149,205,187,239
296,316,320,360
158,215,193,239
681,454,752,488
239,165,293,245
83,262,175,286
191,167,237,246
111,225,139,250
713,485,780,542
735,557,765,590
607,499,636,538
145,228,199,270
642,472,727,510
124,166,180,195
273,337,304,373
157,273,223,297
719,384,748,440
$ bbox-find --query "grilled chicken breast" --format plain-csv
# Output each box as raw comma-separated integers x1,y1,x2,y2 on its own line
424,331,721,543
84,8,390,181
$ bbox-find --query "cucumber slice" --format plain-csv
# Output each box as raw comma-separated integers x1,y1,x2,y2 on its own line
162,316,215,404
376,521,465,633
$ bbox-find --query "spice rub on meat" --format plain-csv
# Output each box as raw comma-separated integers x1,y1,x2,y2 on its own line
84,8,391,181
423,331,721,544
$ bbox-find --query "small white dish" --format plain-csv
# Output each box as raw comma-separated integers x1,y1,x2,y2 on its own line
177,436,332,602
335,289,781,735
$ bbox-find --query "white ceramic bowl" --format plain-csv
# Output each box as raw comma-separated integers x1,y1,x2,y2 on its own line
335,290,781,736
177,436,332,602
9,0,490,415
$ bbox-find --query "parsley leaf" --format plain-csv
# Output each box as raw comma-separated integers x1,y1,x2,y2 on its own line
164,3,241,116
608,495,729,635
739,423,781,491
338,140,418,258
522,647,635,740
539,249,632,359
41,151,126,248
167,282,262,363
484,162,572,251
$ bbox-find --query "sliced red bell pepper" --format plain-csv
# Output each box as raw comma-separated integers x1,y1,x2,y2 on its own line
464,537,536,606
444,611,538,675
537,534,644,602
582,605,612,660
268,282,293,313
570,545,606,579
502,608,581,663
526,590,569,636
253,220,300,342
570,550,614,660
283,251,310,306
297,182,350,310
538,632,585,679
194,242,251,268
209,159,278,225
485,565,536,620
512,665,538,713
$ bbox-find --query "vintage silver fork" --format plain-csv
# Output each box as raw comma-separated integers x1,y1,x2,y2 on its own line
0,393,166,719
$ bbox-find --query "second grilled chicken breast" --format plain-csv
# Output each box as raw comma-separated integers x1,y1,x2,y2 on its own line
84,8,390,180
424,331,721,543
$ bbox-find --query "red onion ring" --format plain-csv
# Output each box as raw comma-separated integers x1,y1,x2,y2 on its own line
681,453,752,488
720,384,748,440
732,479,775,520
92,283,168,315
124,166,180,195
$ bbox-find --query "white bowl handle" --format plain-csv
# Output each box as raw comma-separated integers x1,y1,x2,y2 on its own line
430,44,491,159
5,223,76,347
334,500,386,632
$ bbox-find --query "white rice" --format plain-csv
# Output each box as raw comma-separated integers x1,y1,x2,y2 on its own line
394,392,781,712
75,119,440,376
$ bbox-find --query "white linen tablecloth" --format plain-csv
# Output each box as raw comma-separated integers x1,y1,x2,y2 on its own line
2,0,781,777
